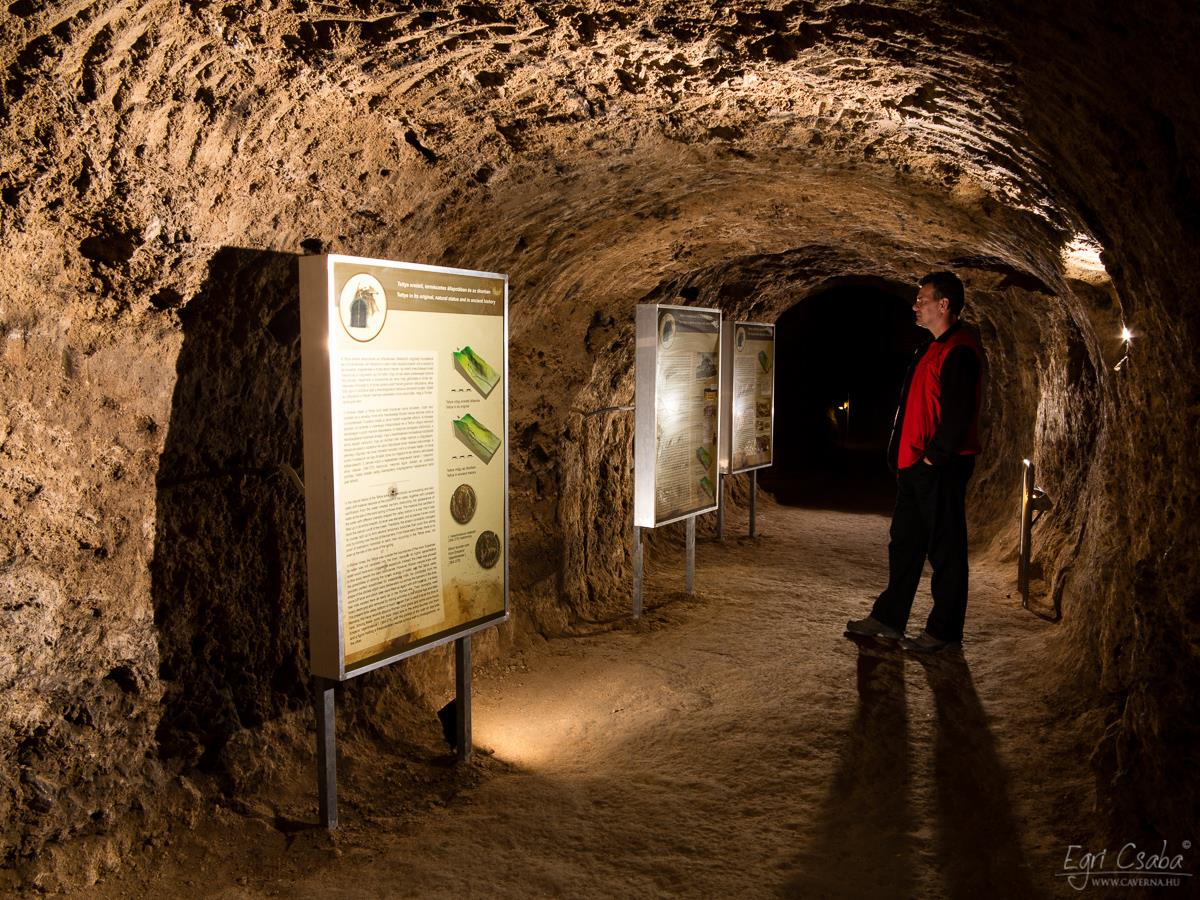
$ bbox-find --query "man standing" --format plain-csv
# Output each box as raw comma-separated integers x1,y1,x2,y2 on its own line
846,271,983,652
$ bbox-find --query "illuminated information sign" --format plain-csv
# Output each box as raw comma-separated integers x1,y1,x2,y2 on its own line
299,255,508,680
720,321,775,474
635,304,723,527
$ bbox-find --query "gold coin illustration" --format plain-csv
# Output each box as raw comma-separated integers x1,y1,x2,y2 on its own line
450,484,477,524
475,530,501,569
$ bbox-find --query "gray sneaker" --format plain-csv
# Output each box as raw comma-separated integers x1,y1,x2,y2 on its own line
844,616,904,641
899,631,960,653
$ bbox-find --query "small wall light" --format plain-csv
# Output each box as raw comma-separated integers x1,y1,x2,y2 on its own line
1114,324,1132,371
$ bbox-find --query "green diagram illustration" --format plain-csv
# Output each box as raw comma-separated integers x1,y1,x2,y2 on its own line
453,413,502,464
453,346,501,398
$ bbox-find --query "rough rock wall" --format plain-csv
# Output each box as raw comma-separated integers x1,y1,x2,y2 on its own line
1,0,1198,885
996,0,1200,841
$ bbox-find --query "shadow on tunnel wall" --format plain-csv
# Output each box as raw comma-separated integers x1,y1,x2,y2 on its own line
151,247,310,773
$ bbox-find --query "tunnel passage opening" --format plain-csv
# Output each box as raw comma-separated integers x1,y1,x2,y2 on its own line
761,277,923,514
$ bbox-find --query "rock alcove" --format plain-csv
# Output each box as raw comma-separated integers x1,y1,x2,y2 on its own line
1,0,1197,890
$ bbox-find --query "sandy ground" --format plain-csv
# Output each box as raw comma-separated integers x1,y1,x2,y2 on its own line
76,498,1097,899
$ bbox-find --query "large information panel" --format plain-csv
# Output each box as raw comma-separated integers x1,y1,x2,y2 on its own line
299,254,508,680
635,304,723,527
719,321,775,473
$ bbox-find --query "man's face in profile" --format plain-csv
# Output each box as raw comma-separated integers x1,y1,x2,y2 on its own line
913,283,946,331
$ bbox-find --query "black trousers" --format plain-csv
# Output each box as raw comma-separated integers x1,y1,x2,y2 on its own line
871,456,975,642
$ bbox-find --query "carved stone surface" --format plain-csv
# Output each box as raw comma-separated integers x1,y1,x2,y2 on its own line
0,0,1196,888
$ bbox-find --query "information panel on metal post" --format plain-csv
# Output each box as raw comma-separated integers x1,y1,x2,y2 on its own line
719,321,775,474
635,304,723,527
299,254,509,681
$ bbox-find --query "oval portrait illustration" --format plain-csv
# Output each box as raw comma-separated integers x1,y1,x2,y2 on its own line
735,326,747,352
338,273,387,342
659,312,677,349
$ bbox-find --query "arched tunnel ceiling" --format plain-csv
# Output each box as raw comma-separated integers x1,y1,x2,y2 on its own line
3,0,1072,312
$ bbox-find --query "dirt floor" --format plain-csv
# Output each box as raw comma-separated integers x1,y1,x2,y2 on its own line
73,497,1099,899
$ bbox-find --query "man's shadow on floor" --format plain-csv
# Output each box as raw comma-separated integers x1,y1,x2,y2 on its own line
782,640,1041,898
918,648,1041,898
783,640,917,898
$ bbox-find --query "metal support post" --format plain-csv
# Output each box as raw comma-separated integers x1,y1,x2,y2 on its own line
685,515,696,595
749,469,758,538
1018,457,1055,620
632,524,644,618
315,676,338,830
716,474,725,541
455,636,473,761
1018,460,1033,604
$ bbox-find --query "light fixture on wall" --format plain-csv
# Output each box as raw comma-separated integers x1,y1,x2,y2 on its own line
1114,324,1132,371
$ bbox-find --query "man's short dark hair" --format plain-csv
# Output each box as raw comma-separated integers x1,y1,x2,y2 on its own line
919,271,965,316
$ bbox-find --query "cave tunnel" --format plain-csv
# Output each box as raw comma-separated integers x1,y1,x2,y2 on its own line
763,278,921,514
1,0,1199,894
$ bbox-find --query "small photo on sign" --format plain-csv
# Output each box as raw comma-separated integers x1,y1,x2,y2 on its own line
659,312,676,349
338,273,387,341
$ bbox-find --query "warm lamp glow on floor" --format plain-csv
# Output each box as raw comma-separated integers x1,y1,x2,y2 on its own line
472,661,669,769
